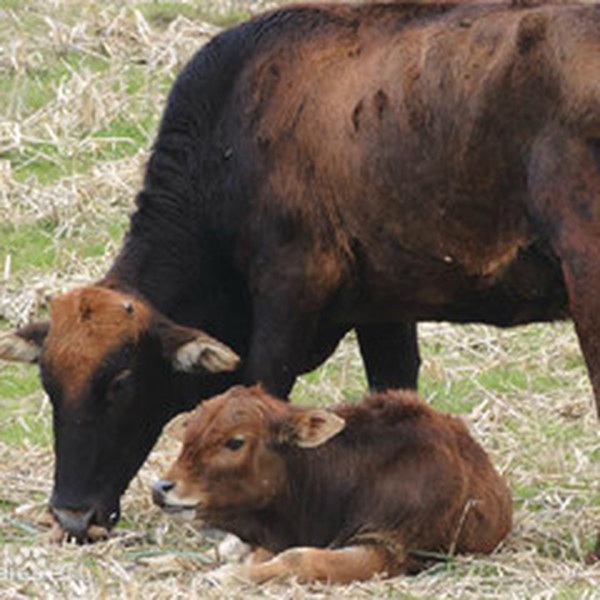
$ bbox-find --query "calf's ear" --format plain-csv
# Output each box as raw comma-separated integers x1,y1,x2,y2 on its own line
286,409,346,448
0,322,49,363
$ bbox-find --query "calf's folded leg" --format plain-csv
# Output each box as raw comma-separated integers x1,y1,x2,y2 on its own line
208,544,401,585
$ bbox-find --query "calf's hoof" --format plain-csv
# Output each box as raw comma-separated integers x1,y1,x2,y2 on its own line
217,533,252,562
204,564,252,586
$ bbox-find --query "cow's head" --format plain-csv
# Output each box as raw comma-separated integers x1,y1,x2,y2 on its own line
152,385,345,526
0,285,240,542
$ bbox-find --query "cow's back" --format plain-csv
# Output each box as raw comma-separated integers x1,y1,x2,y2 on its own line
113,2,597,333
209,3,582,324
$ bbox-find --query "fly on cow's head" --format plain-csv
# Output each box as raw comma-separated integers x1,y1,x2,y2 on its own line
0,285,240,542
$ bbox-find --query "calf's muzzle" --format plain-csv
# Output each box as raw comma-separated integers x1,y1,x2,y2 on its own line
151,479,175,507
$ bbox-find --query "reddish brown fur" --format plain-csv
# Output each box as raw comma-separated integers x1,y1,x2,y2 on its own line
156,387,512,582
45,287,151,400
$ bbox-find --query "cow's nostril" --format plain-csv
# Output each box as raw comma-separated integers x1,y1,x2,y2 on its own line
152,479,175,506
52,507,95,540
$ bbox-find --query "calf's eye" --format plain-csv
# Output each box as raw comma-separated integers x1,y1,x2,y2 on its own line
224,436,245,451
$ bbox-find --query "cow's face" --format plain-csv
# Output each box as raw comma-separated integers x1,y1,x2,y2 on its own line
0,285,240,542
152,386,345,525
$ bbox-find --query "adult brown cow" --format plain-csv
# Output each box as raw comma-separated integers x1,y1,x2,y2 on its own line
152,386,512,583
0,2,597,541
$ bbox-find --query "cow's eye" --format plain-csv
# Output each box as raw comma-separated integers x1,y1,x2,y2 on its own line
224,436,245,451
108,369,133,403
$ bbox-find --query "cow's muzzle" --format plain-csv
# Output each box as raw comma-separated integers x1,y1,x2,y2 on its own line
51,506,118,543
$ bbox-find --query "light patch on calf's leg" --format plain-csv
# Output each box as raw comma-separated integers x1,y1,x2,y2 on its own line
246,547,275,565
218,533,252,562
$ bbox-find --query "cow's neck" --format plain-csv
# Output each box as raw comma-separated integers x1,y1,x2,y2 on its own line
102,208,204,319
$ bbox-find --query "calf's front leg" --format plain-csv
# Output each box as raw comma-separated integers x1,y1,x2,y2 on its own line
207,544,401,585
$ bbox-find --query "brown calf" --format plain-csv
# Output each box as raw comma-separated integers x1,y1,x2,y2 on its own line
153,386,512,583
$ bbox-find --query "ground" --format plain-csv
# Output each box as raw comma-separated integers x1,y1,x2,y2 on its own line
0,1,599,597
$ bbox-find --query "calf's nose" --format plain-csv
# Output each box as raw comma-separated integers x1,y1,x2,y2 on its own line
52,507,95,541
152,479,175,506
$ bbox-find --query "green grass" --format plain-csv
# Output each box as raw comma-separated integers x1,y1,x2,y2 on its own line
0,4,170,184
93,115,156,159
0,379,51,446
0,48,109,116
0,222,58,272
0,0,25,9
3,89,159,184
554,584,599,600
0,404,51,448
139,1,251,29
0,364,40,400
0,220,126,277
422,378,480,414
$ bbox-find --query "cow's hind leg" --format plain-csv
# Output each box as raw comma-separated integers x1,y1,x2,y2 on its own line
356,322,420,391
207,544,401,585
529,132,600,415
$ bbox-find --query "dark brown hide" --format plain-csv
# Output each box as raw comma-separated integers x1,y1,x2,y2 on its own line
155,386,512,583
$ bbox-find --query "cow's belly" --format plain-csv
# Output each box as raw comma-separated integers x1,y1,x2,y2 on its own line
334,241,569,327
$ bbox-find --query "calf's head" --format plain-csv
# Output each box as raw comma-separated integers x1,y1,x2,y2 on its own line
0,285,240,541
152,386,345,524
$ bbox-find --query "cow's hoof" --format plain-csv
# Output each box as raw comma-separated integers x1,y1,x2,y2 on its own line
48,522,66,544
47,522,109,545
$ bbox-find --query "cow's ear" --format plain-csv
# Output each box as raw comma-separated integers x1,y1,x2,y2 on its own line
0,322,49,364
172,333,240,373
285,409,346,448
157,322,240,374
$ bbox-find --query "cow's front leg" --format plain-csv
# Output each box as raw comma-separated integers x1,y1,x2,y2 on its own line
244,246,344,397
244,291,320,398
356,322,421,391
206,544,401,585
